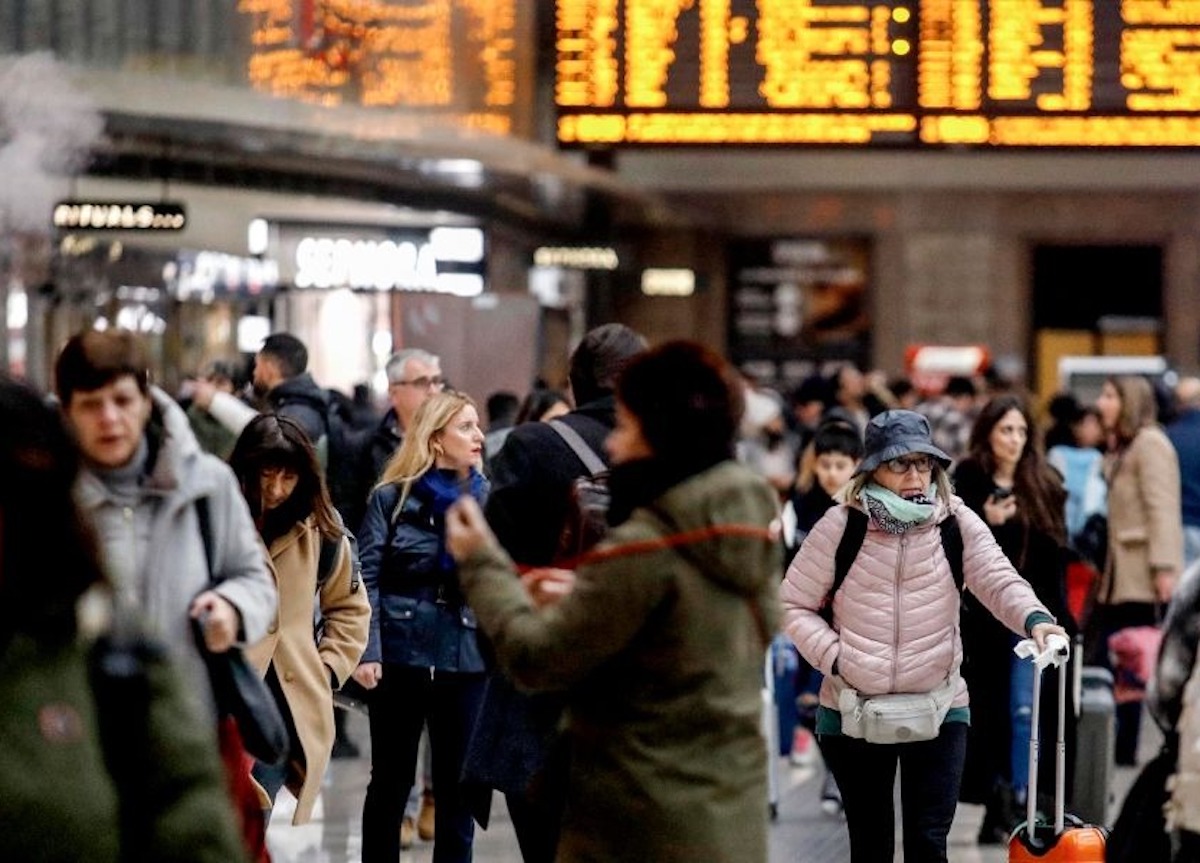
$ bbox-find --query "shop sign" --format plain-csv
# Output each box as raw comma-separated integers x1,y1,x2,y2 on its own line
53,201,187,232
533,246,619,270
641,268,695,296
167,251,280,300
905,344,991,394
294,236,439,292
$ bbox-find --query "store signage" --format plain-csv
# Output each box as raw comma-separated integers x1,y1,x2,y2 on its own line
168,251,280,300
641,268,695,297
295,236,438,291
533,246,619,270
53,201,187,231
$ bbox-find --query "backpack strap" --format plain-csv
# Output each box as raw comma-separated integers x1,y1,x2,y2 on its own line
830,508,869,605
316,534,342,587
195,497,214,584
548,419,607,478
939,512,965,592
824,508,964,621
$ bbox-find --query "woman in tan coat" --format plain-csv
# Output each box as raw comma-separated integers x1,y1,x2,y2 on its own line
1092,374,1183,764
231,414,371,823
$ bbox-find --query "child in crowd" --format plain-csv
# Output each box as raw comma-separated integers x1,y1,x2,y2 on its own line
778,417,863,814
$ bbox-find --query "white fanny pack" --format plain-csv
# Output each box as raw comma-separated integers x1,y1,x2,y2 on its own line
836,674,959,744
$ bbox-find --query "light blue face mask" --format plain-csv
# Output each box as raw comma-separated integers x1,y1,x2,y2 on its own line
862,482,938,533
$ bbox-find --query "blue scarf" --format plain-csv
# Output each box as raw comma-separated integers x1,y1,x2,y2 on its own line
413,468,488,572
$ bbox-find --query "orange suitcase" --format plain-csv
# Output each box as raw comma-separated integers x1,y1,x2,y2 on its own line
1008,637,1107,862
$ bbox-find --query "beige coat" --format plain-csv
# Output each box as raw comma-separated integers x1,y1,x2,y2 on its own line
1101,426,1184,606
246,518,370,824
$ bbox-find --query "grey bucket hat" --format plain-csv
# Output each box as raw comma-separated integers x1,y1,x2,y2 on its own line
855,410,952,475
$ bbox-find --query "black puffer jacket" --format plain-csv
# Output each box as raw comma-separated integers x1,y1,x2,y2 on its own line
485,397,615,566
267,373,328,446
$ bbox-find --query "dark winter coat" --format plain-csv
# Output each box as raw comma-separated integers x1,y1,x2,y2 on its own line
0,623,247,862
267,373,328,447
358,470,489,672
459,460,782,863
461,399,615,812
953,457,1071,804
484,398,616,567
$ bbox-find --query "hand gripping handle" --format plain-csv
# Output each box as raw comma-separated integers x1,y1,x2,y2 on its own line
1013,633,1070,670
1013,633,1071,838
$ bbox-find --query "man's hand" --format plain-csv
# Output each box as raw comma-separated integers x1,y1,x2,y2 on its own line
353,662,383,690
188,591,241,653
446,497,496,562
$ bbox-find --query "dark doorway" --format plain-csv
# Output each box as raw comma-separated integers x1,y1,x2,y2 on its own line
1032,244,1163,330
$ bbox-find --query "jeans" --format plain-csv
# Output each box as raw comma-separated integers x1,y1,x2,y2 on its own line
821,722,968,863
1010,649,1035,797
361,665,484,863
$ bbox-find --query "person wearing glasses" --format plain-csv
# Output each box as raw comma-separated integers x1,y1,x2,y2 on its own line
780,410,1067,863
951,396,1072,845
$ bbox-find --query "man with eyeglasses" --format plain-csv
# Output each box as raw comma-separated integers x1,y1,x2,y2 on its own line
359,348,445,490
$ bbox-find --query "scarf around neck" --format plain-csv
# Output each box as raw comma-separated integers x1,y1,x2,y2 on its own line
861,482,938,534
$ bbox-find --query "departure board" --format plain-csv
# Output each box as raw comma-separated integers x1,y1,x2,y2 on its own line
239,0,529,136
556,0,1200,147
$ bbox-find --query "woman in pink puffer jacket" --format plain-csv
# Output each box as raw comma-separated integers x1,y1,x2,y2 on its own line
781,410,1067,863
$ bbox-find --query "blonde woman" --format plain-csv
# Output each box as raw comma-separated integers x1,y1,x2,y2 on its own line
352,391,489,863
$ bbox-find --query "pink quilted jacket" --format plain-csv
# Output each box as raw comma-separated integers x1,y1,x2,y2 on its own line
780,497,1051,711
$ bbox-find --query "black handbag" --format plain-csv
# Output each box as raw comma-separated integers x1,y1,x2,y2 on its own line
192,497,289,766
190,617,288,766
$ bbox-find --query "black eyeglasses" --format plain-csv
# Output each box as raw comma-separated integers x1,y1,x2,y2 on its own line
883,455,935,475
391,376,445,391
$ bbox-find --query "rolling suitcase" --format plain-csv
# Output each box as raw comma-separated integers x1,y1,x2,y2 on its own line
1009,636,1107,862
1071,664,1115,825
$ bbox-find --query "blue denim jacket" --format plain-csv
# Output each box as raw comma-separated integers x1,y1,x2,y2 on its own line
358,469,489,672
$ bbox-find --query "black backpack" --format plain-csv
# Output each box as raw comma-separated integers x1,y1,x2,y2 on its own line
547,419,611,565
318,392,373,531
822,508,965,623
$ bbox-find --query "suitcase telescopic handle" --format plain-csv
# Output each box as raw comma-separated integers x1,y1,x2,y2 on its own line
1014,636,1070,839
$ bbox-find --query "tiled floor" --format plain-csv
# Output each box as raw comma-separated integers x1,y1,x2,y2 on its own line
266,707,1149,862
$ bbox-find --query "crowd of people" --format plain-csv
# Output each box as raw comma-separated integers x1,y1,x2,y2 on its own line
7,320,1200,862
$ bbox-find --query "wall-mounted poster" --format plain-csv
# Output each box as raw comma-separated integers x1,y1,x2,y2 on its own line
727,238,870,391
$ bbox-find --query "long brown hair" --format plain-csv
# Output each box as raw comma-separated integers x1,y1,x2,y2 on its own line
1107,375,1158,448
229,413,341,541
966,395,1066,543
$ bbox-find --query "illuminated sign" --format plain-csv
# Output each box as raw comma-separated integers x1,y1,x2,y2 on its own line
287,232,486,297
239,0,528,136
167,251,281,300
53,202,187,231
557,1,1200,147
533,246,620,269
641,268,696,296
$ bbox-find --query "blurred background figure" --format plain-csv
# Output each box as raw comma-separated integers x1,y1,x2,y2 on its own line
483,390,521,462
0,376,247,863
952,395,1072,844
1166,377,1200,571
187,360,240,460
1090,375,1183,766
514,387,571,426
228,414,370,826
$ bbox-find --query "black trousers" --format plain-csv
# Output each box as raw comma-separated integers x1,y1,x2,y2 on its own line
821,722,968,863
361,665,484,863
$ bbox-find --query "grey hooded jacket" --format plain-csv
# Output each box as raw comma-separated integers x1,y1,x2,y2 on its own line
75,387,276,719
